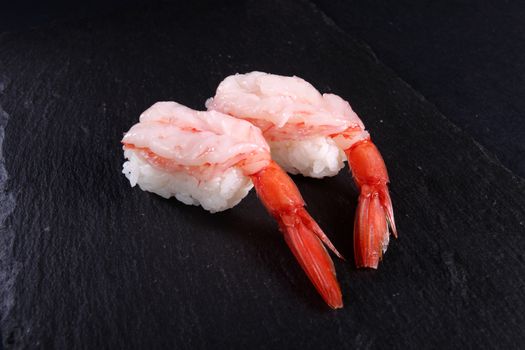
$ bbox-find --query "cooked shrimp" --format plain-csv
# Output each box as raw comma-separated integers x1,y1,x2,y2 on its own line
122,102,343,308
207,72,397,269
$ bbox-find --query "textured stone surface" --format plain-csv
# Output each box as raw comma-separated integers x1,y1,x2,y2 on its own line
0,0,524,348
314,0,525,178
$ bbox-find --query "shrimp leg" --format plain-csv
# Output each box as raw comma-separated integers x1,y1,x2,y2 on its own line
345,139,397,269
250,160,343,309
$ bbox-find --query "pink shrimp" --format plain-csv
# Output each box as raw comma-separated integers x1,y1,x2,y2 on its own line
207,72,397,269
122,102,343,308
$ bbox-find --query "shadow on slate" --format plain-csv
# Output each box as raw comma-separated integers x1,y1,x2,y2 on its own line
0,0,524,348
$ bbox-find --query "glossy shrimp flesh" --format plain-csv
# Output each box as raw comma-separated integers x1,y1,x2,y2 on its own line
122,101,343,308
207,72,397,269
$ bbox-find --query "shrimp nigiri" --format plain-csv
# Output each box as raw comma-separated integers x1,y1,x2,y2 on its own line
207,72,397,269
121,101,343,308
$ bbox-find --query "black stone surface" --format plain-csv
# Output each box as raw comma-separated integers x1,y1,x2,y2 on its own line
0,0,524,348
314,0,525,178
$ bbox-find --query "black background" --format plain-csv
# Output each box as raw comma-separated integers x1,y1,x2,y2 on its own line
0,1,524,349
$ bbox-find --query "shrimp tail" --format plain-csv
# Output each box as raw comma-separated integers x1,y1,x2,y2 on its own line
296,209,344,260
346,139,397,269
250,161,343,309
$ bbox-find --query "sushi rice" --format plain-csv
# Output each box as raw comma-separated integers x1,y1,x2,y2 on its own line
269,136,346,178
122,149,253,213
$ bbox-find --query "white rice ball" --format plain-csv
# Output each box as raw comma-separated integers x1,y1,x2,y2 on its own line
122,150,253,213
269,137,346,178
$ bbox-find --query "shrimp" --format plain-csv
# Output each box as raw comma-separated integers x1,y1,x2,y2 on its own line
207,72,397,269
122,102,343,308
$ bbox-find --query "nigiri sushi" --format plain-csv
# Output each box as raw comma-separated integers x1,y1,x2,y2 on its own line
207,72,397,269
121,101,343,308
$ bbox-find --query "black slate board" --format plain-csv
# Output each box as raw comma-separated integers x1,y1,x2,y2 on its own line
313,0,525,178
0,0,524,348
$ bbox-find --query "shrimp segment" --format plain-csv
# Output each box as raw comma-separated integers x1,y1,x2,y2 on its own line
250,161,343,308
346,140,396,268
